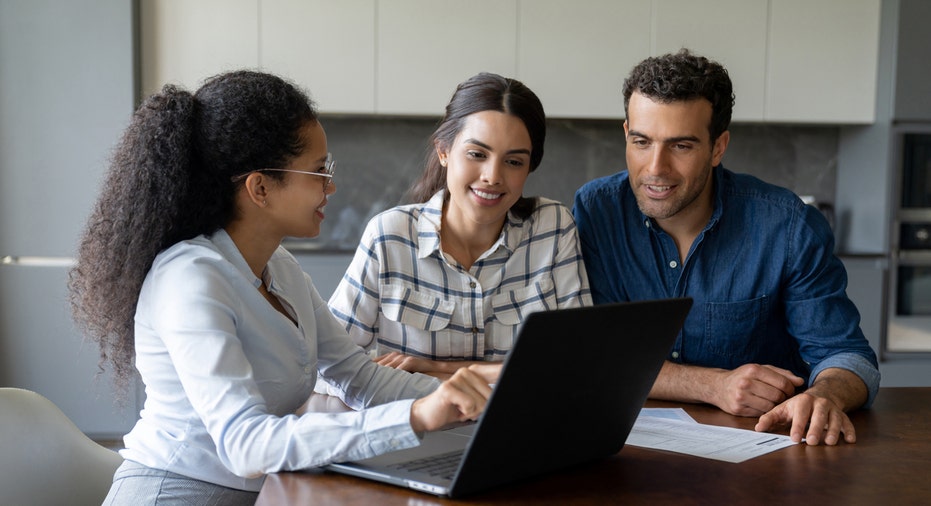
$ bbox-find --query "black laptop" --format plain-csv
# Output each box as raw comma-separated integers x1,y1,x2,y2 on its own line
325,298,693,498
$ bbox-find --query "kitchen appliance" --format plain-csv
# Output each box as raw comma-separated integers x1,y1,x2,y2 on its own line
888,129,931,352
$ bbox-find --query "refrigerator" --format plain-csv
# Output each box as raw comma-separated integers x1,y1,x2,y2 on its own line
0,0,141,438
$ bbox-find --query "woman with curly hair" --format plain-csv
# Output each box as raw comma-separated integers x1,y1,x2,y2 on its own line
69,70,496,505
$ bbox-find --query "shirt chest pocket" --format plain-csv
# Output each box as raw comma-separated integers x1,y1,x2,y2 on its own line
378,284,460,358
700,296,770,368
379,284,455,331
490,277,556,326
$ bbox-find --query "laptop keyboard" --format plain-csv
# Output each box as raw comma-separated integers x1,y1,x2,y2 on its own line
391,450,463,480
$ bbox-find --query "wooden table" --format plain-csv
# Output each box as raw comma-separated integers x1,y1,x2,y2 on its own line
256,387,931,505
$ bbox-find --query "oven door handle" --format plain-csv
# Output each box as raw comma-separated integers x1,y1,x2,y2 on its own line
897,250,931,265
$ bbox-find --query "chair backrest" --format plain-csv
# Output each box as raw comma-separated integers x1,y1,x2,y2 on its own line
0,387,123,506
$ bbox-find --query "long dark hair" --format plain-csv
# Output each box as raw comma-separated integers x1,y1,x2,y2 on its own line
404,72,545,219
68,70,317,394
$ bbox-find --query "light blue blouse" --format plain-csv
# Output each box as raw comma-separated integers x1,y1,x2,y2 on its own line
121,229,439,492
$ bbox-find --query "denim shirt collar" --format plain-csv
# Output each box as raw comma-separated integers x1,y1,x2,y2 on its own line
707,164,725,231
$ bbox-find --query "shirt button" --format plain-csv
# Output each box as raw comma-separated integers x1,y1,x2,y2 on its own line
469,281,476,289
644,219,651,228
472,327,479,334
669,260,678,268
671,351,680,359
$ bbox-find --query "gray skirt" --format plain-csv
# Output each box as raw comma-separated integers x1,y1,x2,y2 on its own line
102,460,259,506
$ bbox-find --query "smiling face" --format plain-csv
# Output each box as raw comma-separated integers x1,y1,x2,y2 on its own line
267,120,335,239
624,92,729,230
437,110,532,236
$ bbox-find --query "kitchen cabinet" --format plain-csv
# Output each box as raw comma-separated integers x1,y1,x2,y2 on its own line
140,0,259,98
892,0,931,121
842,255,931,387
142,0,378,114
652,0,768,122
840,256,886,356
517,0,650,119
260,0,376,114
650,0,880,123
518,0,879,122
139,0,883,121
375,0,518,115
767,0,881,123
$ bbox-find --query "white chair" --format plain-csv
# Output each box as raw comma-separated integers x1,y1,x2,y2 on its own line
0,387,123,506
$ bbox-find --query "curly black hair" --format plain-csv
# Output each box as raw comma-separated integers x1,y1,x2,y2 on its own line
404,72,545,219
68,70,317,396
622,48,735,142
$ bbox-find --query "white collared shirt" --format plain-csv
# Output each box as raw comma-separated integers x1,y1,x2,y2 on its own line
121,229,439,492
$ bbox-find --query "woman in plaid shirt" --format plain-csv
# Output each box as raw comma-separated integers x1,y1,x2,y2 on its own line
328,73,592,380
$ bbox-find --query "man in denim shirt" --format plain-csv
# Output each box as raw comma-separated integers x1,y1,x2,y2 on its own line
573,49,880,446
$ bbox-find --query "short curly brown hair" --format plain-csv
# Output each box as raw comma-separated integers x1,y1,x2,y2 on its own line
622,48,734,142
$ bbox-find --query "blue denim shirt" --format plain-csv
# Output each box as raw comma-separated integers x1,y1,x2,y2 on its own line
573,166,880,407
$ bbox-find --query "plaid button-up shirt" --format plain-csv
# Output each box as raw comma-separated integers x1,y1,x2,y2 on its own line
328,191,592,361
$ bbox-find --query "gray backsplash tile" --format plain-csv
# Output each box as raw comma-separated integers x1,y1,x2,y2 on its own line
295,116,837,252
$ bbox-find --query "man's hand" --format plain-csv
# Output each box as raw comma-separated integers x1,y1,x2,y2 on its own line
652,362,868,446
755,391,854,445
651,361,805,416
710,364,805,416
754,368,868,446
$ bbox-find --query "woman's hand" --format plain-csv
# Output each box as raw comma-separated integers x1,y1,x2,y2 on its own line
375,352,503,383
375,352,450,377
409,365,495,433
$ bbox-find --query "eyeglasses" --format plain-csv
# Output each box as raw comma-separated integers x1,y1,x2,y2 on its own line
231,153,336,191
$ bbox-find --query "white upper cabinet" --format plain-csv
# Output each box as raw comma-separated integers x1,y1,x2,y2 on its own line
767,0,881,123
650,0,880,124
139,0,882,123
140,0,259,97
375,0,518,116
652,0,768,122
260,0,376,114
517,0,651,119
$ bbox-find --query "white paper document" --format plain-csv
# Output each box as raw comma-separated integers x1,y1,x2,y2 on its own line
637,407,696,423
626,409,797,463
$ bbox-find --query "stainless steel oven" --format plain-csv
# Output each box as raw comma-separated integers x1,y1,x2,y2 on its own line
888,130,931,352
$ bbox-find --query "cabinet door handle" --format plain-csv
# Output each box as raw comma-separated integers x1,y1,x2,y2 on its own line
1,256,75,267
